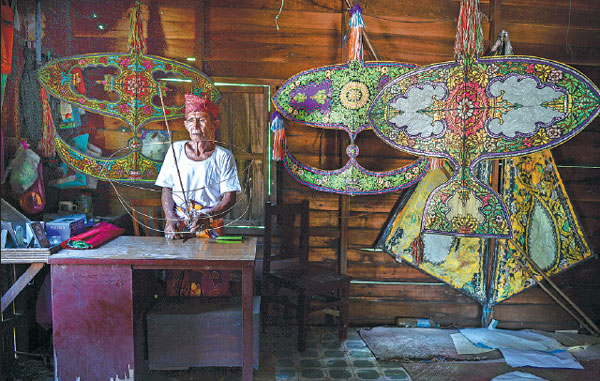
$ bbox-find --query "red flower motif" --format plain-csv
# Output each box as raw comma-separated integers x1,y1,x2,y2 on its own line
120,104,130,113
99,57,107,64
447,81,486,137
142,60,153,69
525,64,535,74
480,194,490,206
165,64,172,70
124,76,148,97
121,58,131,67
142,105,152,115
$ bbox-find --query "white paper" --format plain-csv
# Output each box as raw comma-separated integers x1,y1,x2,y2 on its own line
492,371,548,380
500,348,584,370
451,333,495,355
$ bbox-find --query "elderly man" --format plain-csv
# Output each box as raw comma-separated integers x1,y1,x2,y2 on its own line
155,93,241,296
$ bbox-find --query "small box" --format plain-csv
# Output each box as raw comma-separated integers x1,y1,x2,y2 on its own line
147,296,260,370
45,216,85,242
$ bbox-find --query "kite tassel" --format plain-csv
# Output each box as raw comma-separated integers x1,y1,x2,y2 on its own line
347,1,365,61
410,233,425,266
271,111,285,161
38,87,55,157
454,0,484,58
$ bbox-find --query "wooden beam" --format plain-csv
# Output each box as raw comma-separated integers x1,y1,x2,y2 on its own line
1,263,44,313
194,0,205,70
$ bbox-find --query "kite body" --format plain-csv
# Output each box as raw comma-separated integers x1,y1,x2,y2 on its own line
370,55,600,237
273,58,429,195
38,52,220,130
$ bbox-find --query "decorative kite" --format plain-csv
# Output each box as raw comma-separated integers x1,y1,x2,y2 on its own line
377,162,491,304
272,2,428,195
378,30,594,308
368,0,600,237
489,150,593,305
37,4,220,182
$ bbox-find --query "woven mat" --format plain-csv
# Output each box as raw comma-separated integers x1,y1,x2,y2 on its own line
358,327,502,361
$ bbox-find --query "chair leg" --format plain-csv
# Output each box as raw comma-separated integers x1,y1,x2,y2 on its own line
297,290,309,352
338,285,350,342
260,283,269,332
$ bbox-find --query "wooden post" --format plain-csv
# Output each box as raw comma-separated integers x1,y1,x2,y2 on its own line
488,0,502,46
484,0,502,328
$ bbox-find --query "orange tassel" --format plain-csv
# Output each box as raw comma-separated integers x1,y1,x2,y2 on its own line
429,158,445,170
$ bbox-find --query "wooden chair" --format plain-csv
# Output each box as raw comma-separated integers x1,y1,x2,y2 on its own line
262,200,351,352
130,198,165,236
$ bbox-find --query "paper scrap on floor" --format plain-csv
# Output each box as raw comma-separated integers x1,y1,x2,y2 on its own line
459,328,583,369
450,332,495,355
491,371,548,380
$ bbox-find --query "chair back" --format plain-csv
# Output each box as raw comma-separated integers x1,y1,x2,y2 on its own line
130,198,165,236
264,200,309,275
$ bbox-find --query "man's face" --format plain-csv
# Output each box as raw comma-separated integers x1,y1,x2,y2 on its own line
184,111,219,143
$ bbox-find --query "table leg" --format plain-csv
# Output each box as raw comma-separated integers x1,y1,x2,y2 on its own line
242,263,254,381
52,264,134,380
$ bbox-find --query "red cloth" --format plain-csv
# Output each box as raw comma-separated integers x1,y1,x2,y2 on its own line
184,93,219,119
1,3,14,74
62,222,125,249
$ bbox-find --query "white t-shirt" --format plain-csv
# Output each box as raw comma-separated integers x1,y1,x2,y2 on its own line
155,142,241,213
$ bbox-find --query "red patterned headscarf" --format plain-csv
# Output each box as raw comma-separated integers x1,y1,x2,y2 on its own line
185,94,219,120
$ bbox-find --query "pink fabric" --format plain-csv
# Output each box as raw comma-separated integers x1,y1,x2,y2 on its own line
184,93,219,119
62,222,125,249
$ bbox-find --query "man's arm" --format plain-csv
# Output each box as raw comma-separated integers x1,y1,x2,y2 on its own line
161,187,184,239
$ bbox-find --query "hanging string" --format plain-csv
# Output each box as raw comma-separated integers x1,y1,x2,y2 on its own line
454,0,484,58
275,0,284,31
565,0,574,60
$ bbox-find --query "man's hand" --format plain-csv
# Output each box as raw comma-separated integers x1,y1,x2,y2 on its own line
164,220,184,240
188,213,210,234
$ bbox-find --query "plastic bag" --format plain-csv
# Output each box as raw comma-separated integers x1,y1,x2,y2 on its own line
3,142,40,193
19,162,45,214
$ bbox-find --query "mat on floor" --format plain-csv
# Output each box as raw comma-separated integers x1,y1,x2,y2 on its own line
358,327,502,361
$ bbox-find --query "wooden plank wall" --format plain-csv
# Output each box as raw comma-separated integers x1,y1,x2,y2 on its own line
2,0,599,330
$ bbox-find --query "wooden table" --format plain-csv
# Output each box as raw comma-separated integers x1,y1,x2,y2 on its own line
48,235,257,381
1,247,59,313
